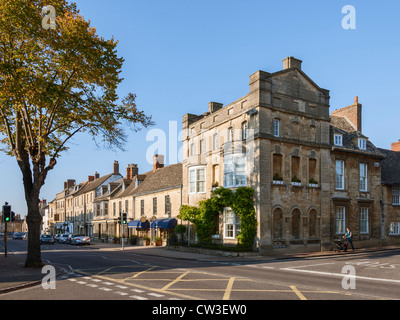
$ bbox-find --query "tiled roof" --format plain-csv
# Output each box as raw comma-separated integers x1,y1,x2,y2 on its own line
330,120,384,158
77,173,120,195
330,116,356,133
377,148,400,185
131,163,182,196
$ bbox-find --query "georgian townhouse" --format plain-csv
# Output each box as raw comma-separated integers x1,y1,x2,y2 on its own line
128,156,183,245
329,98,385,248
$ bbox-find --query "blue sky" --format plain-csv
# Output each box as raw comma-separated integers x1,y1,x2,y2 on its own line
1,0,400,217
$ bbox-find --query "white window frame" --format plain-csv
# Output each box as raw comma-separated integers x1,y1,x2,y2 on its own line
242,121,248,140
336,206,346,234
273,119,280,137
392,186,400,205
389,222,400,235
223,153,247,188
360,207,369,234
188,166,206,194
358,138,367,150
334,134,343,146
359,163,368,192
335,160,345,190
223,207,241,239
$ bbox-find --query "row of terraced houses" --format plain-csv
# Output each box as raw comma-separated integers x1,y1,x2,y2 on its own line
41,57,400,254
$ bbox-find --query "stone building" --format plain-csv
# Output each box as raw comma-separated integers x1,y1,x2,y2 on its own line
378,142,400,243
330,98,385,248
181,56,400,254
128,155,183,245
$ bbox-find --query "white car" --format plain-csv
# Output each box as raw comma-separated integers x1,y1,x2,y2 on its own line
70,234,91,245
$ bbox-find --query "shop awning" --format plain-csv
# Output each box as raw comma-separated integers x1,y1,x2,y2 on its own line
150,218,177,229
128,220,150,229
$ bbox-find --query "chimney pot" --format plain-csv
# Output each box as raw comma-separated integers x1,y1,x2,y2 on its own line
153,154,164,171
391,140,400,152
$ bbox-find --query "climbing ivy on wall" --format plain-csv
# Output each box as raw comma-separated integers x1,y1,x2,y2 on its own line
179,187,257,249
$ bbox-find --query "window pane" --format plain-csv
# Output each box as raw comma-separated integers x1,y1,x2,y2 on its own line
336,206,345,234
360,208,368,234
393,187,400,205
336,160,344,189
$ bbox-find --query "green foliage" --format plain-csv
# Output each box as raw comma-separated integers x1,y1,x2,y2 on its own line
179,187,257,249
174,224,187,234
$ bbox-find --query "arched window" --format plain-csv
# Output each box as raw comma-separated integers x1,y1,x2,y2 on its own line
292,209,301,239
309,209,319,238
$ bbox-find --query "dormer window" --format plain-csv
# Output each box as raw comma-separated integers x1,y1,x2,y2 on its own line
334,134,343,146
358,138,367,150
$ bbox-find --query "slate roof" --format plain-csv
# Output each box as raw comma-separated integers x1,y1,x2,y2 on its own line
377,148,400,185
330,116,356,133
329,119,384,158
131,163,183,196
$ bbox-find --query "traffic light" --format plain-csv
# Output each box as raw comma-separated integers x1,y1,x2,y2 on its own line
2,204,11,223
122,212,127,225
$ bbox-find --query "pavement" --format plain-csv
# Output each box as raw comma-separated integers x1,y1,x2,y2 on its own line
1,241,399,295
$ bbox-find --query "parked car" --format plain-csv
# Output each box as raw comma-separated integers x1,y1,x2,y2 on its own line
12,232,24,240
40,234,55,245
70,234,91,245
59,234,70,244
54,234,62,243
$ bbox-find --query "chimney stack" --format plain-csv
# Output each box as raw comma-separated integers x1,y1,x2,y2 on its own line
126,164,139,179
208,102,223,114
88,175,94,182
331,96,362,132
391,140,400,152
113,160,119,175
282,56,302,70
94,171,100,179
153,154,164,171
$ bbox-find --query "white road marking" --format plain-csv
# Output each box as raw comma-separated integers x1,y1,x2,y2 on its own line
130,295,148,300
148,292,164,297
280,266,400,284
99,287,113,291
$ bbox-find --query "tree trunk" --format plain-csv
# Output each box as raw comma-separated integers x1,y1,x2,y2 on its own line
25,205,43,267
17,153,49,268
24,184,44,268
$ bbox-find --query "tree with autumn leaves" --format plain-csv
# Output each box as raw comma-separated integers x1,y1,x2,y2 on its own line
0,0,154,267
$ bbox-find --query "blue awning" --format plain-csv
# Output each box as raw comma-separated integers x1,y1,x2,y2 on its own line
150,218,177,229
128,220,150,229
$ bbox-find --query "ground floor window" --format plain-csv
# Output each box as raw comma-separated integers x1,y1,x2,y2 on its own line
336,206,346,234
223,207,241,239
360,208,369,234
389,222,400,235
